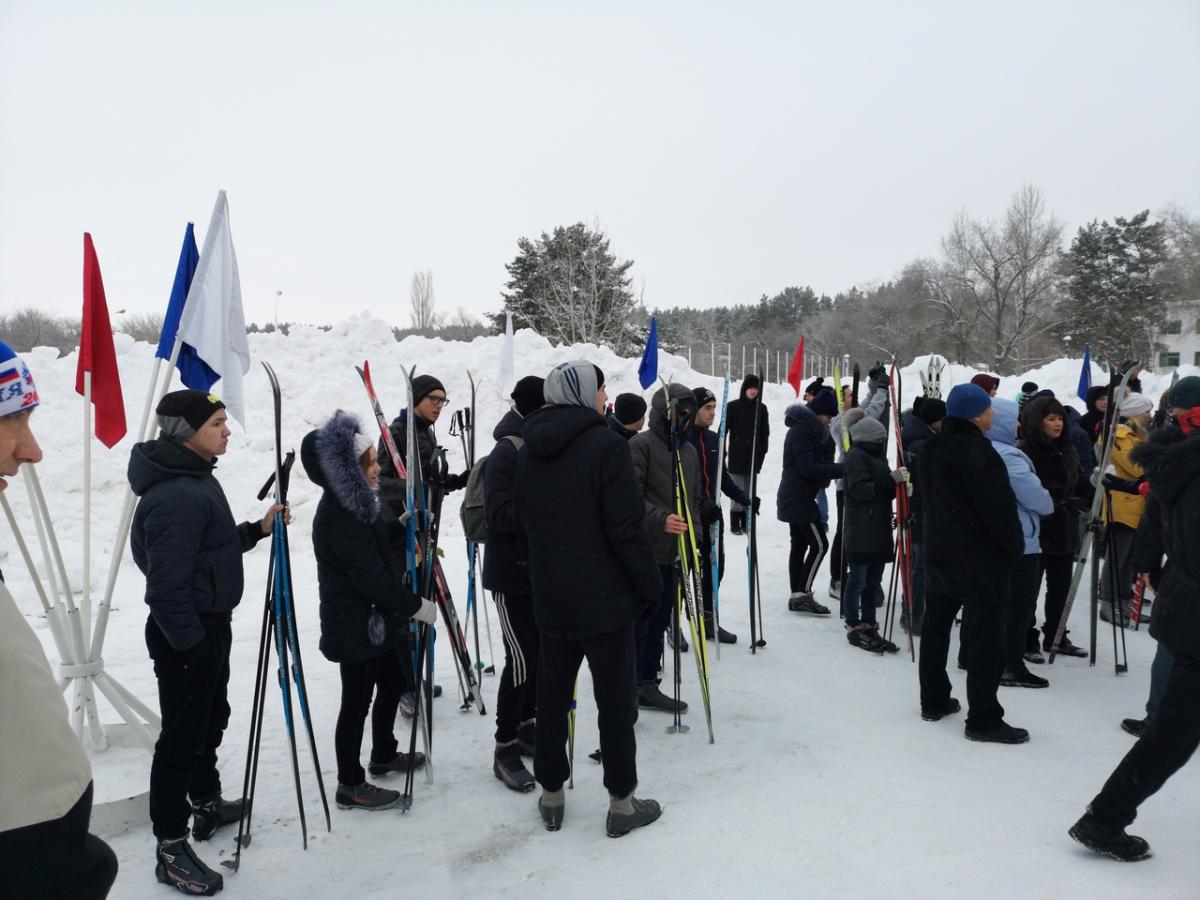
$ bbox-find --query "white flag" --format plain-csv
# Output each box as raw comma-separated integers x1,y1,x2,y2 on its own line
179,190,251,426
497,312,514,398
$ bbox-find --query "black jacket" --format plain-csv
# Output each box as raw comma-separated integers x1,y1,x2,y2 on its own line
518,406,662,639
1019,397,1087,557
482,409,531,596
377,409,466,519
607,415,639,442
900,414,935,544
776,403,842,525
725,376,769,475
1133,427,1200,658
916,417,1024,604
630,386,703,565
685,426,750,507
129,438,266,651
302,413,422,665
844,442,896,565
1065,406,1097,473
1079,386,1109,440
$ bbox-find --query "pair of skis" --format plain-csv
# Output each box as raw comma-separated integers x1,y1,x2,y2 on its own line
744,372,766,651
918,355,949,399
831,357,859,616
229,363,330,871
710,377,730,659
882,360,915,660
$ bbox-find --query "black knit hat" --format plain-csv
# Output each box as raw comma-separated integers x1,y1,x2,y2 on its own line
1021,381,1039,395
411,375,446,406
693,386,716,408
510,376,545,417
803,376,825,397
807,387,838,417
614,393,647,426
917,397,947,426
1169,375,1200,411
156,389,225,443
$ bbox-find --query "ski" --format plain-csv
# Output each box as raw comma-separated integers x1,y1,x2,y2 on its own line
712,376,730,660
833,360,850,617
884,359,915,660
745,371,766,651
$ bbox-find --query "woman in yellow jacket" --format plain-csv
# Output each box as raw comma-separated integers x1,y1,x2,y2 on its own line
1099,392,1153,626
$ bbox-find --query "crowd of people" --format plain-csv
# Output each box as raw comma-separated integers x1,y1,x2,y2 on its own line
2,334,1199,896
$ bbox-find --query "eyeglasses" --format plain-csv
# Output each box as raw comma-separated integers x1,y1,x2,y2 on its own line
426,395,450,407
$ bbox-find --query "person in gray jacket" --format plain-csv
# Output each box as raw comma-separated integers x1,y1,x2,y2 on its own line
985,398,1055,688
629,383,702,714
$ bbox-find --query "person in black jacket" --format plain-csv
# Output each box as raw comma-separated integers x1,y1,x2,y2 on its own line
608,393,647,441
301,411,436,812
725,374,769,535
916,384,1028,744
378,374,468,519
1070,377,1200,862
777,389,840,615
518,360,663,837
1018,395,1090,659
686,386,753,645
1078,384,1109,440
483,375,545,792
129,390,286,892
842,417,906,653
900,398,945,634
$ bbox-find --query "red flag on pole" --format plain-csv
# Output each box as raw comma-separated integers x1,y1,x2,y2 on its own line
76,233,127,447
786,336,805,396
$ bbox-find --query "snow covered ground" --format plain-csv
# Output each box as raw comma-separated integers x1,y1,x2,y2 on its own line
3,319,1198,899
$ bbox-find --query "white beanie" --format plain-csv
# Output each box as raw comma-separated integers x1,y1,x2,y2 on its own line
352,431,374,460
1119,393,1153,418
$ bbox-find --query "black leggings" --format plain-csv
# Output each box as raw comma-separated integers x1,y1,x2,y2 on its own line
789,521,829,594
335,646,409,786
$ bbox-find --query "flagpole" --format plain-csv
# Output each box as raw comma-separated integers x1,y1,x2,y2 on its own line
82,370,92,650
1,494,75,672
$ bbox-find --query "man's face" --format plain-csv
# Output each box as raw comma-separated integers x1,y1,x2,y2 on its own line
416,389,448,423
593,384,608,414
0,411,43,491
745,387,759,400
972,405,994,433
185,409,231,460
695,400,717,429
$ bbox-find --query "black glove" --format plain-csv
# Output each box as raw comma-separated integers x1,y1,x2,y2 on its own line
697,499,718,528
750,495,761,515
1102,472,1145,495
868,364,889,390
184,635,213,666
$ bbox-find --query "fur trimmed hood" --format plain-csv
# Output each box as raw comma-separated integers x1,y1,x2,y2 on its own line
301,410,380,525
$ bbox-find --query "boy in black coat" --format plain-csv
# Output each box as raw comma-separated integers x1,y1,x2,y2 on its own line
916,384,1027,744
725,374,769,534
482,376,545,792
518,361,663,837
1071,377,1200,861
129,390,286,891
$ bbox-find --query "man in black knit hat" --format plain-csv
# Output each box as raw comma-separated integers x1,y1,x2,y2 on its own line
378,374,469,519
609,393,647,440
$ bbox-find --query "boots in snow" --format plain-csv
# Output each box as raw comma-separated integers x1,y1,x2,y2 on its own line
788,592,831,615
368,750,426,777
637,682,688,714
190,795,245,842
606,793,663,838
666,624,689,653
702,616,737,644
1069,812,1151,862
335,781,401,811
1000,668,1050,689
730,511,745,535
539,790,565,832
156,837,223,896
494,742,536,793
516,719,536,757
964,720,1030,744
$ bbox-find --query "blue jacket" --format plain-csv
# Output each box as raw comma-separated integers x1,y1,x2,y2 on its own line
777,403,843,525
129,438,266,651
985,398,1054,554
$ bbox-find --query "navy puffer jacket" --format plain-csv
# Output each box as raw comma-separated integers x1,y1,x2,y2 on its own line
777,403,843,525
130,438,267,651
482,409,531,595
302,411,422,664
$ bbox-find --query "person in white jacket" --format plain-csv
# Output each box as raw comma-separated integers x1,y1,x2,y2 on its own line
985,397,1055,688
0,339,118,899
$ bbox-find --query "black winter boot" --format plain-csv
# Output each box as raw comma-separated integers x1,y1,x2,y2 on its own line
368,750,426,777
494,742,536,793
1069,811,1151,862
156,837,224,895
516,719,536,757
637,682,688,714
606,794,663,838
539,790,565,832
190,795,245,842
964,720,1030,744
730,511,745,535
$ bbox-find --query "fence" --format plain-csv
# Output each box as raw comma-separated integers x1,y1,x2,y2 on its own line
677,342,846,386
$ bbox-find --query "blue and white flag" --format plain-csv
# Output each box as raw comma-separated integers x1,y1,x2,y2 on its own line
157,222,219,391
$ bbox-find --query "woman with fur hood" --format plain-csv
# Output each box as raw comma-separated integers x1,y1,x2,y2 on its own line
301,410,437,812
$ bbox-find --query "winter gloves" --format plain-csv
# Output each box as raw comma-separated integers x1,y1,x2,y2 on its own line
868,364,890,391
889,467,909,484
413,598,438,625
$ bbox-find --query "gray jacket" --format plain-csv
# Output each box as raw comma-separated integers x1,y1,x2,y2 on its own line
630,386,703,565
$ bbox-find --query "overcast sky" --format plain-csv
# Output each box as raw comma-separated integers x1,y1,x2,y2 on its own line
1,1,1197,329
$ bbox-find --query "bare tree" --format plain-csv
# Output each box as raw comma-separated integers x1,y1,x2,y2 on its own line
409,269,442,332
0,308,81,354
117,311,164,343
925,185,1063,372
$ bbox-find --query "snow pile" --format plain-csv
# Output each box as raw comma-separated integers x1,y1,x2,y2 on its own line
3,322,1196,898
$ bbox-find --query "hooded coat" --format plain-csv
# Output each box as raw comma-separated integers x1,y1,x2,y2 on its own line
302,411,422,664
1132,426,1200,657
629,385,703,564
1019,396,1087,557
916,417,1024,604
842,441,896,564
482,409,531,595
129,437,267,651
985,398,1054,554
725,375,770,475
518,405,662,639
1078,385,1109,439
776,403,843,525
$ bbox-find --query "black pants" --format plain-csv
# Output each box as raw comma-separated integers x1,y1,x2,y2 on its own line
146,615,232,840
699,518,725,620
1006,554,1042,671
919,592,1006,730
0,782,117,900
636,564,676,685
535,624,638,798
1032,552,1073,648
335,646,408,786
494,592,539,744
1090,651,1200,829
828,490,845,584
789,521,828,594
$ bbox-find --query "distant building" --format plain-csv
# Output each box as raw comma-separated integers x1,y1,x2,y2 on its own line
1155,300,1200,370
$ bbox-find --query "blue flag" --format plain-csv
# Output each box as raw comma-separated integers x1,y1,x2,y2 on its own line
638,316,658,389
1076,342,1092,403
157,222,219,391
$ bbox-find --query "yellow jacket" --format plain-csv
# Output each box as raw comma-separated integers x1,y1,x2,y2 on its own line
1103,425,1146,530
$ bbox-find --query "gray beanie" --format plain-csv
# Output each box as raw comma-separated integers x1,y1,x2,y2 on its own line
850,417,887,444
842,407,867,430
545,360,604,408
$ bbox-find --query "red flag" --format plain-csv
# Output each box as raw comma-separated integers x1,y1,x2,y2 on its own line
786,336,806,396
76,233,127,448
